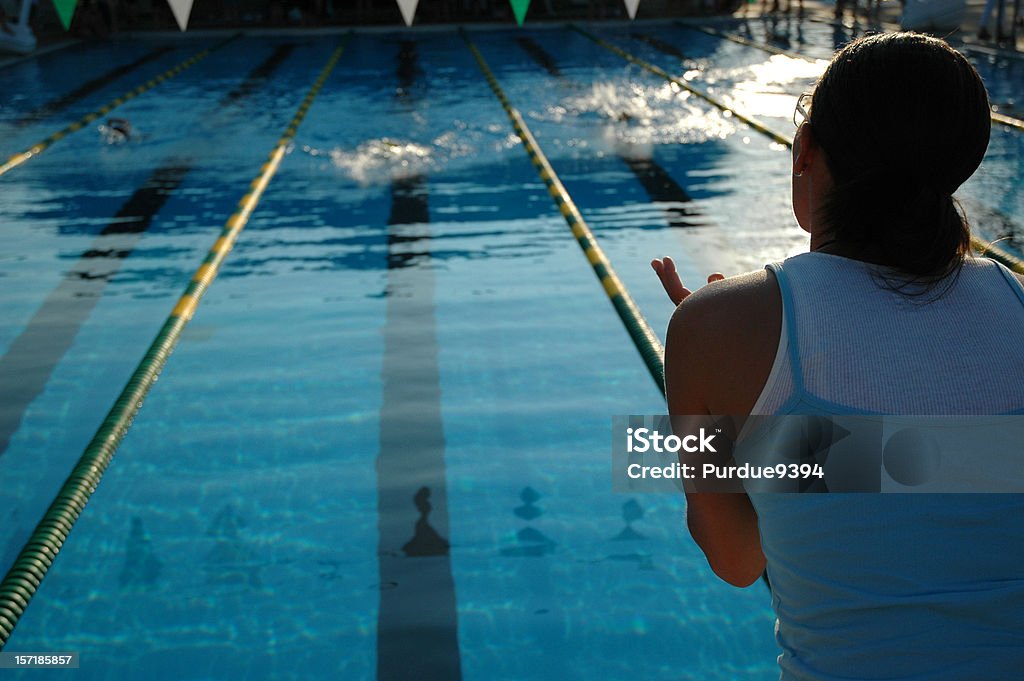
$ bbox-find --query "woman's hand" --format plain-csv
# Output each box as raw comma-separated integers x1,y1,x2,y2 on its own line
651,256,724,306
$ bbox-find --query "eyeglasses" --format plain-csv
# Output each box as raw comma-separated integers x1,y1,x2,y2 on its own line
793,92,812,128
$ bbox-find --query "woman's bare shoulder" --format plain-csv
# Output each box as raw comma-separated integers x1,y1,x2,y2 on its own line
669,268,781,332
666,269,782,415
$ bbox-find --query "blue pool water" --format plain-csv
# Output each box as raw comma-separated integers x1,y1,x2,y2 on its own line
0,17,1022,680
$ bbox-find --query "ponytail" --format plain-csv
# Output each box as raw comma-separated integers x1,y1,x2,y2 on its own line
818,173,970,280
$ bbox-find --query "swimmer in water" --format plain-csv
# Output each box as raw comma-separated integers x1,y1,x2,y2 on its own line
100,117,133,144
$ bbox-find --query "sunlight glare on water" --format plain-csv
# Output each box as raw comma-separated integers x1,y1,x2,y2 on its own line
555,80,739,153
712,54,827,121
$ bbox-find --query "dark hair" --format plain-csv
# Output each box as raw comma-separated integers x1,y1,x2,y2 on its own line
809,32,991,281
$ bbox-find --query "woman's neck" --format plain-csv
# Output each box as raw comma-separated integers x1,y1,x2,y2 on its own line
811,234,887,265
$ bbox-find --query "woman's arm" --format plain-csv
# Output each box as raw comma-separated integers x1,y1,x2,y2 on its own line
658,265,780,587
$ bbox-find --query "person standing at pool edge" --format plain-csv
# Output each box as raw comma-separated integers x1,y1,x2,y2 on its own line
652,32,1024,679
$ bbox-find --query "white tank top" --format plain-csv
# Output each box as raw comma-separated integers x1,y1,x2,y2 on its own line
748,252,1024,681
754,252,1024,416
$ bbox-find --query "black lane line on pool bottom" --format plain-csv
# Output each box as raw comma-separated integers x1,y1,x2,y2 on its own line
630,32,689,62
0,43,297,459
377,39,462,681
620,157,700,228
13,45,177,128
378,175,462,681
513,36,702,228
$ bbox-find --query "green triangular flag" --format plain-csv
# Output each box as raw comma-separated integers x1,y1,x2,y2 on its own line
510,0,530,26
52,0,78,30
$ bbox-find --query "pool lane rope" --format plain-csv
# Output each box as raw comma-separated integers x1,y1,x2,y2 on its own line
677,22,1024,133
460,28,667,391
990,111,1024,132
0,34,241,178
571,25,1024,274
0,34,351,650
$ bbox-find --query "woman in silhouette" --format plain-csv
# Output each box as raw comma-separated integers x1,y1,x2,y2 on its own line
653,32,1024,679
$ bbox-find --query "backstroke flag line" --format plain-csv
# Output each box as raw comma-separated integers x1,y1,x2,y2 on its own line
397,0,419,26
166,0,195,31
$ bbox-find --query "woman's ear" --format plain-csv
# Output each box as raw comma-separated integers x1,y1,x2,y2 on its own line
792,123,815,177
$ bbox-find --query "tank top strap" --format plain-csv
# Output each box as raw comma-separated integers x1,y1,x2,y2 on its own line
997,261,1024,415
992,259,1024,309
765,261,805,394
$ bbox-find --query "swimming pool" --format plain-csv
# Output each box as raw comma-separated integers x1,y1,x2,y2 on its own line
1,16,1021,680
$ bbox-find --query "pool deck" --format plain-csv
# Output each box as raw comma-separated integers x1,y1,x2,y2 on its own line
1,0,1020,72
739,0,1022,47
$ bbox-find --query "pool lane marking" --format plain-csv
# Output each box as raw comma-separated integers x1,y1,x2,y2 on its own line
461,28,666,390
377,40,462,681
515,35,564,77
219,43,297,103
621,157,705,227
514,36,703,228
570,24,793,148
0,35,351,650
675,22,1024,132
395,38,422,102
379,177,463,681
574,25,1024,274
629,32,691,62
0,34,240,179
13,45,178,128
0,42,300,460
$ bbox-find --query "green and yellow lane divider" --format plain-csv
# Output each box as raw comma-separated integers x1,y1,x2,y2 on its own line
974,237,1024,272
991,111,1024,132
460,28,666,390
679,22,1024,133
0,34,240,178
572,25,1024,274
0,34,351,650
